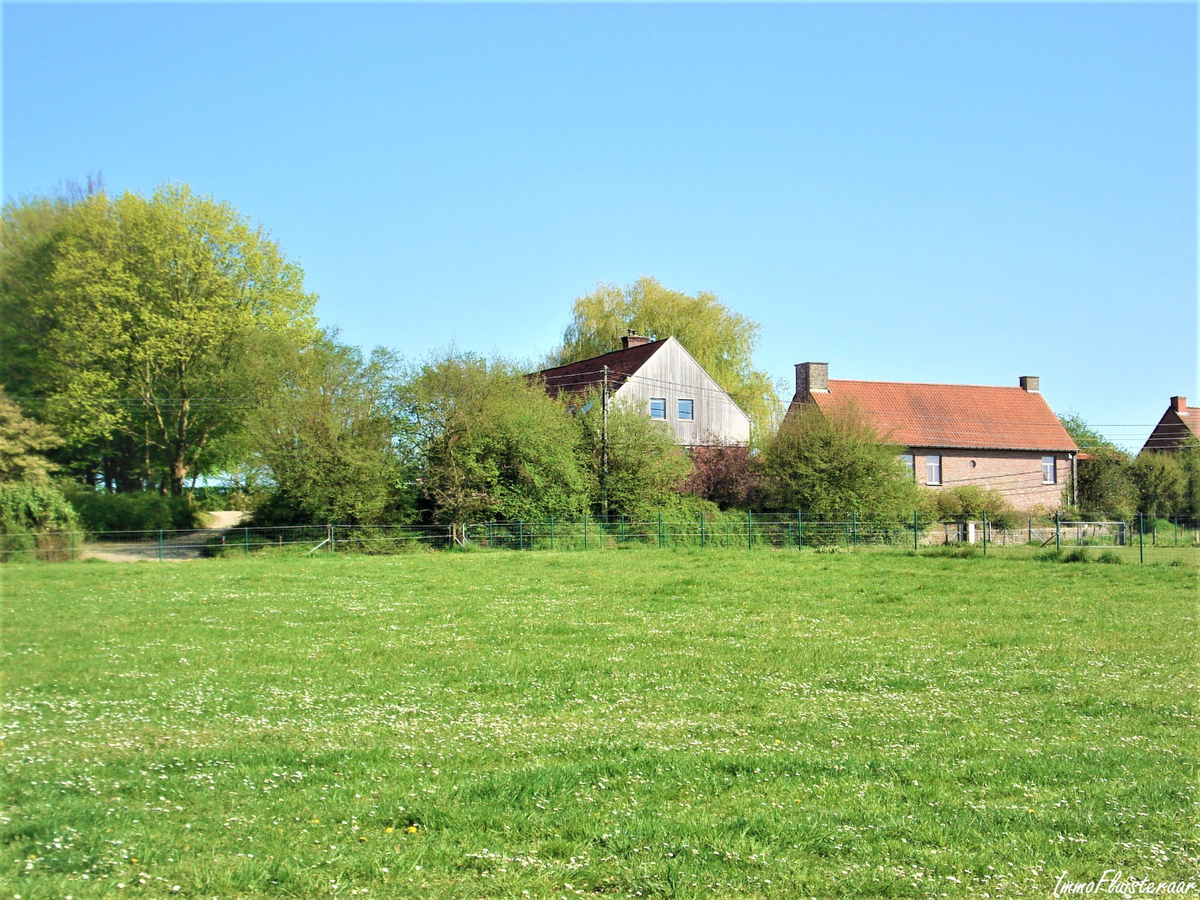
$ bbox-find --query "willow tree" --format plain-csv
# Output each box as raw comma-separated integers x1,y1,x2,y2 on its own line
0,184,319,493
547,277,781,438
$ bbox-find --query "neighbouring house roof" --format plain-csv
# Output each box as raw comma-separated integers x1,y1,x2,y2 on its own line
806,380,1079,452
536,340,666,399
1140,398,1200,453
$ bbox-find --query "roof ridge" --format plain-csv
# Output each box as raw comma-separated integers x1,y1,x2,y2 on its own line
538,339,665,374
828,378,1032,391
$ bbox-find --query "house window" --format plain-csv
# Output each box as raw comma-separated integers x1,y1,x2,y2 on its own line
650,398,666,420
926,454,942,485
1042,456,1056,484
678,399,694,421
901,454,915,479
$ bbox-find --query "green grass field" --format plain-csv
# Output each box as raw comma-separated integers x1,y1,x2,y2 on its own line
3,551,1196,898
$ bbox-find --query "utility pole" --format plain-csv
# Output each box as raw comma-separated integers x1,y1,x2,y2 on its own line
601,365,609,520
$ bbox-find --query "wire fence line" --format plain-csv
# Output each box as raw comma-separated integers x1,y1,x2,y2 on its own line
4,513,1198,563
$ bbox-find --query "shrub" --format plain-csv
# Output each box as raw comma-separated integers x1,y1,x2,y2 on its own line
0,482,79,561
760,401,920,521
926,485,1017,530
63,485,201,532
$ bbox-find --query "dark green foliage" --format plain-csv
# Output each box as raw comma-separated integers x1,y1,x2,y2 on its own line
575,399,693,519
0,482,79,559
1131,453,1184,518
62,484,199,532
399,353,591,524
1077,447,1138,520
760,401,921,520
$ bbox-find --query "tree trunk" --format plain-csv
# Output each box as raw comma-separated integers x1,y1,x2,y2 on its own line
170,455,189,496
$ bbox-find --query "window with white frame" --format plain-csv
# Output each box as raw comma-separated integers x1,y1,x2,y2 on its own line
678,399,694,421
650,398,667,420
926,454,942,485
1042,456,1056,484
901,454,915,479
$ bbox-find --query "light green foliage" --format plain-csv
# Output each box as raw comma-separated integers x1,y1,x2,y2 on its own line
761,401,921,519
0,386,61,483
249,338,407,526
575,397,694,518
399,353,590,523
5,554,1195,897
0,184,319,493
548,277,780,438
0,482,78,535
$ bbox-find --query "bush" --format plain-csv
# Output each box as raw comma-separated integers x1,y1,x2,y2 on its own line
926,485,1017,530
760,401,920,521
63,485,201,532
0,482,79,561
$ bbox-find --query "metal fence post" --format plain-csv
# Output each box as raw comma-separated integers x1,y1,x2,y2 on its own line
1139,512,1144,564
583,515,588,551
244,526,250,557
852,510,858,548
747,510,753,550
982,512,988,557
658,512,664,549
1055,513,1060,552
700,515,705,549
70,531,76,562
1028,517,1032,544
797,510,803,550
158,529,163,561
550,516,555,551
913,510,919,551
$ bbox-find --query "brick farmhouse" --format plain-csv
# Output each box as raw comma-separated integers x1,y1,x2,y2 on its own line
787,363,1079,511
1140,396,1199,454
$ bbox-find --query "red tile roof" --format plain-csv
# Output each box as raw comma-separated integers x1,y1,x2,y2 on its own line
535,341,665,398
807,380,1078,452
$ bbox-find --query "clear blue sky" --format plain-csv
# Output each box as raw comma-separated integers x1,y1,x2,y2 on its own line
4,2,1196,450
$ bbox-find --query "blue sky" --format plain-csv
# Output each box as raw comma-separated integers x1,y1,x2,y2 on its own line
3,2,1196,450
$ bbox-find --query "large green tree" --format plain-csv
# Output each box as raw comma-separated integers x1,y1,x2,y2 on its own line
0,184,319,493
760,401,921,520
398,353,590,524
1059,413,1138,520
547,277,781,438
574,396,693,519
249,338,407,526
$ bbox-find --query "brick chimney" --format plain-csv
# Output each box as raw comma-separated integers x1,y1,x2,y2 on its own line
795,362,829,398
1171,396,1187,412
1020,376,1040,393
621,331,651,350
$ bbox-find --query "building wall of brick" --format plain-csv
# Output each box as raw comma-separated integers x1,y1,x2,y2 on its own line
908,447,1069,511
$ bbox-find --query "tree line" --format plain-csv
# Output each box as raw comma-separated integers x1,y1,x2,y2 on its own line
1,182,1195,537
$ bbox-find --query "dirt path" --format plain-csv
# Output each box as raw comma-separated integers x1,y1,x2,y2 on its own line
81,511,250,562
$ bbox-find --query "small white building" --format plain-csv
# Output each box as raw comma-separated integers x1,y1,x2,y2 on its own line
536,334,751,447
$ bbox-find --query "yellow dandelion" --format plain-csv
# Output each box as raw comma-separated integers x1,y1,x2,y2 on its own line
406,826,418,834
385,827,394,834
311,818,320,824
359,836,367,842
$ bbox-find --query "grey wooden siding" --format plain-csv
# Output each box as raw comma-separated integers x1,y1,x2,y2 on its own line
612,337,751,446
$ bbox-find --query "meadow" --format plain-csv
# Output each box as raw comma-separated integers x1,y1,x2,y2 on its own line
3,550,1196,899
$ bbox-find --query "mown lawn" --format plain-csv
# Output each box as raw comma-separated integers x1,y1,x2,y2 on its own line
3,550,1196,898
